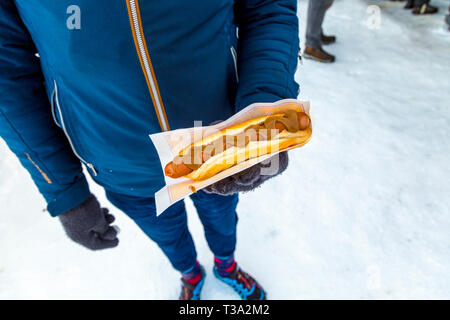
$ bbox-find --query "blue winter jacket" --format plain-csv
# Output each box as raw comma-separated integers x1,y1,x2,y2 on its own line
0,0,299,216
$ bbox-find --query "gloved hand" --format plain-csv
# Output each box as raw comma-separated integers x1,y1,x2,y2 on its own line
203,151,289,195
58,194,119,250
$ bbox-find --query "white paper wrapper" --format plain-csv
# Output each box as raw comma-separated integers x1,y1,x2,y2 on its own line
149,99,312,215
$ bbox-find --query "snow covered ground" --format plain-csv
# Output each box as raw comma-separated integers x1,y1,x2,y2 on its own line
1,0,449,299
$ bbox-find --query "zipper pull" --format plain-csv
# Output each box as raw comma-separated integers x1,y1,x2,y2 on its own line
87,163,98,176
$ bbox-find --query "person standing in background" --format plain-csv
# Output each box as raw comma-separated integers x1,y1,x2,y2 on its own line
303,0,336,63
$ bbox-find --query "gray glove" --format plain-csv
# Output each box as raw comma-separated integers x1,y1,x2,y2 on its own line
203,151,289,195
59,194,119,250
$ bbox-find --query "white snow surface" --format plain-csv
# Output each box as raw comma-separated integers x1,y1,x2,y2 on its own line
1,0,449,299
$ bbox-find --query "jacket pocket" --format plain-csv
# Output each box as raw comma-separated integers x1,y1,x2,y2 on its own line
52,80,98,176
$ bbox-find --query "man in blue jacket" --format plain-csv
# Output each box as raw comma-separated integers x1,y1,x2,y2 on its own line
0,0,299,300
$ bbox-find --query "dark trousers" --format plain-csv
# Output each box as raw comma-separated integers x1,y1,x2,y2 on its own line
413,0,429,6
106,189,239,273
306,0,334,48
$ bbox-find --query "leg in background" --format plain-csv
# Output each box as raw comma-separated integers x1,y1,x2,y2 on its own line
306,0,334,49
304,0,336,63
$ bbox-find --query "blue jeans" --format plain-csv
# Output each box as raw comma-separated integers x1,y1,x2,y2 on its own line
106,190,239,273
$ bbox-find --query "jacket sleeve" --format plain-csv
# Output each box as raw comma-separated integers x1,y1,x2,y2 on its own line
0,1,90,217
234,0,300,111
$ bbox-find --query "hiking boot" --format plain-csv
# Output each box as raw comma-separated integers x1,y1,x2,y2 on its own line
179,266,206,300
303,46,335,63
213,264,266,300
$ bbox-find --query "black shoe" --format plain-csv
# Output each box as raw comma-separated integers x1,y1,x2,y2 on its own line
412,4,438,15
303,46,335,63
321,34,336,45
404,0,414,9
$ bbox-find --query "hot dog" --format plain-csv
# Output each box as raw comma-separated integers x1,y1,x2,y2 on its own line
164,109,312,181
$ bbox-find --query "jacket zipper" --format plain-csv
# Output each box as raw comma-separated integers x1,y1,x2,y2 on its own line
230,46,239,83
126,0,170,132
52,80,98,176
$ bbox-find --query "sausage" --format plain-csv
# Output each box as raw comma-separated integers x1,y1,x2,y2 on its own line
274,121,287,132
269,112,310,133
297,112,311,130
164,161,193,178
165,111,311,178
